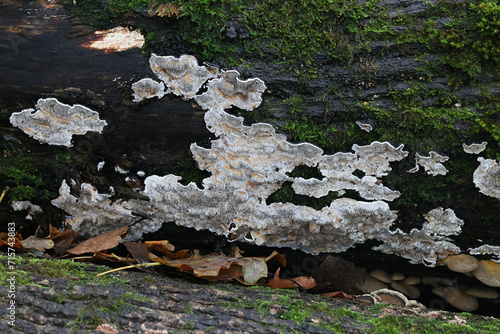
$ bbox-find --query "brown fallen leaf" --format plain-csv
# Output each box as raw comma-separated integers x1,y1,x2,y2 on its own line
267,267,317,290
124,242,151,264
20,235,54,251
321,291,356,300
49,225,78,250
144,240,190,259
0,233,26,252
149,250,283,285
66,226,129,255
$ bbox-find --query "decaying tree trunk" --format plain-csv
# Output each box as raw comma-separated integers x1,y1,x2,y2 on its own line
1,255,498,334
1,0,500,326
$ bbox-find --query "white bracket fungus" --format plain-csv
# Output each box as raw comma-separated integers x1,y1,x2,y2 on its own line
11,201,42,220
463,142,487,154
473,158,500,198
373,207,464,266
51,55,467,265
51,180,160,240
469,245,500,263
149,54,219,99
408,151,449,176
131,78,166,102
356,121,373,132
9,98,107,147
292,142,408,201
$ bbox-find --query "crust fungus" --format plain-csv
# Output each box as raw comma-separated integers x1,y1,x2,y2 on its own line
291,142,407,202
408,151,449,176
49,54,472,266
473,158,500,198
11,201,42,220
356,121,373,132
463,142,487,154
81,26,145,53
149,54,219,99
10,98,107,147
131,78,166,102
469,245,500,263
373,207,463,266
51,180,159,240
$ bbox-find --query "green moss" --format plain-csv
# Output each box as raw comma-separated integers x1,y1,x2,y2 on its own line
0,144,50,202
218,285,500,333
0,254,130,288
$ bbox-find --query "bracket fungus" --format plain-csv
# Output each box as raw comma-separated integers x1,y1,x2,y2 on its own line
149,54,219,99
473,158,500,198
356,120,373,132
131,78,166,102
442,287,479,312
408,151,449,176
472,260,500,287
51,180,160,241
469,245,500,263
10,98,107,147
50,55,471,266
463,142,487,155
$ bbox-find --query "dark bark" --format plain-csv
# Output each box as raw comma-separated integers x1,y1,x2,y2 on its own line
1,255,498,334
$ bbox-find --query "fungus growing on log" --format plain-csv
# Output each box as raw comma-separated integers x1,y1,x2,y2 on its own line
292,142,407,201
372,207,463,266
473,158,500,198
355,121,373,132
50,55,469,265
463,142,487,154
131,78,166,102
444,254,479,273
149,54,219,99
81,26,145,53
472,260,500,287
51,180,159,240
469,245,500,263
408,151,449,176
9,98,107,147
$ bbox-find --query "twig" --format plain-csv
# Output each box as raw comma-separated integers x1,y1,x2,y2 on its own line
97,262,161,277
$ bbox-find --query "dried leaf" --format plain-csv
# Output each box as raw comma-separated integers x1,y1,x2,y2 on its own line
49,225,78,250
144,240,175,253
144,240,190,259
267,268,317,290
66,226,129,255
124,242,150,264
321,291,356,300
149,249,281,285
20,235,54,251
0,234,26,251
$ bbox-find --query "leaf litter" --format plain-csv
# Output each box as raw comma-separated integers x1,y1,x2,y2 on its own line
2,224,402,305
